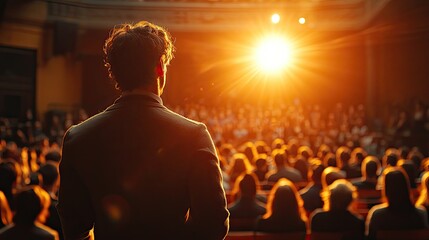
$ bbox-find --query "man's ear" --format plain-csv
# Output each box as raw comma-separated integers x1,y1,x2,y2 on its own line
156,62,164,78
156,62,166,95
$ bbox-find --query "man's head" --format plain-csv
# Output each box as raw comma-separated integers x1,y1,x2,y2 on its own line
103,21,175,94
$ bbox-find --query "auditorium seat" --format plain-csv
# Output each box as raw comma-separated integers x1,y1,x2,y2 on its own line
376,229,429,240
225,231,306,240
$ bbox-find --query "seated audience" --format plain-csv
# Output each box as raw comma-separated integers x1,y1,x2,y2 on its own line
38,163,63,240
228,153,252,186
352,156,380,190
0,162,17,210
337,146,361,179
366,167,428,240
397,159,418,189
0,191,11,229
323,153,338,168
253,155,269,183
416,171,429,223
294,156,309,183
311,179,364,240
256,178,307,233
321,167,346,190
300,162,325,213
267,149,302,183
228,173,266,231
0,186,59,240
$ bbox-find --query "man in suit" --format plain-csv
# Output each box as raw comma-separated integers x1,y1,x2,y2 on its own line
57,21,229,240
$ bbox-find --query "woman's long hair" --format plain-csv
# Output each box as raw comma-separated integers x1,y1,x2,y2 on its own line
382,167,413,210
263,178,307,223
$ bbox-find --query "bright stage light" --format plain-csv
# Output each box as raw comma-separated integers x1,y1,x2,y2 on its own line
271,13,280,24
299,17,306,24
254,35,293,74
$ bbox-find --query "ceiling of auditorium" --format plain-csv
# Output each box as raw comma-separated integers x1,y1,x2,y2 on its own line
5,0,392,31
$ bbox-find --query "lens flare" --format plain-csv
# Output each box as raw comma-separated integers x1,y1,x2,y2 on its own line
271,13,280,24
254,35,293,75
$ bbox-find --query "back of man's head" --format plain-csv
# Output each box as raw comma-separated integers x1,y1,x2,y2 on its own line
103,21,175,91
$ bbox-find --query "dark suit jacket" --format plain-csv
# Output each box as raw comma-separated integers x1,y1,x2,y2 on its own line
57,94,229,240
0,223,59,240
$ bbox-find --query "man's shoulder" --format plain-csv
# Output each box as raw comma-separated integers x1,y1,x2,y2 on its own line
162,107,206,130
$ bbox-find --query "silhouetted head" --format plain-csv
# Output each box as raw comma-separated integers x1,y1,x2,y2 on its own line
398,146,410,160
323,153,339,168
287,139,299,158
361,156,380,179
321,167,345,190
294,157,308,181
397,160,417,188
0,162,17,206
309,162,325,184
104,21,175,92
38,163,59,190
271,138,285,150
322,179,357,211
44,150,61,163
254,141,269,155
336,146,351,168
317,144,331,160
13,186,50,225
298,146,313,160
255,155,268,171
243,142,257,165
228,153,252,184
382,167,413,210
383,148,399,167
272,149,287,169
351,147,367,165
264,178,306,222
232,172,259,199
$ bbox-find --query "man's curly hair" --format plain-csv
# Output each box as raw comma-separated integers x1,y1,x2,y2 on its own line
103,21,175,91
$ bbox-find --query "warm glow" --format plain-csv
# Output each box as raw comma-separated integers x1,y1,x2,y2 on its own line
254,35,293,75
299,17,306,25
271,14,280,24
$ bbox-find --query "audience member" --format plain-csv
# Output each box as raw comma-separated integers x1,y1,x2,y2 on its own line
256,178,307,233
38,163,62,240
253,155,269,182
352,156,380,190
267,149,302,183
321,166,346,190
416,171,429,223
228,173,266,231
0,186,59,240
0,191,11,229
366,167,428,240
300,162,325,213
311,179,364,240
228,153,253,186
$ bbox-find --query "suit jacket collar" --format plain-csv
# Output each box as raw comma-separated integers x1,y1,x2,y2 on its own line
105,93,164,112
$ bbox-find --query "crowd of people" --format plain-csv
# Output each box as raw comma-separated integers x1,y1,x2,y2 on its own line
0,99,428,239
